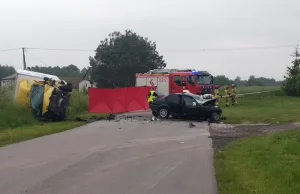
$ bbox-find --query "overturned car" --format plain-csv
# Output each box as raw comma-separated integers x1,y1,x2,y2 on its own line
150,93,224,122
13,70,72,121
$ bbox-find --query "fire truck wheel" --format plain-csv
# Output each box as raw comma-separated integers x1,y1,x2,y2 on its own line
158,107,169,119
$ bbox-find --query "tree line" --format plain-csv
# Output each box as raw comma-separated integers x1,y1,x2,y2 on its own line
0,64,88,80
0,62,281,87
214,75,282,87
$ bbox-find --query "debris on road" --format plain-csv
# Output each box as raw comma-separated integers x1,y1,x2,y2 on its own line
75,114,117,123
189,123,196,128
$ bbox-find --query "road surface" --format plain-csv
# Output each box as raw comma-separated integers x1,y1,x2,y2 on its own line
0,114,217,194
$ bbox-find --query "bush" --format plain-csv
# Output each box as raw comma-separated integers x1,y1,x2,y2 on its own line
0,87,37,130
67,90,89,118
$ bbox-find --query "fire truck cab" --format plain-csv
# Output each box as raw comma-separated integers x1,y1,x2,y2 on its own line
136,69,214,95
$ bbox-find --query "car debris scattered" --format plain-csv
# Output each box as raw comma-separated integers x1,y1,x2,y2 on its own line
75,114,116,123
189,123,196,128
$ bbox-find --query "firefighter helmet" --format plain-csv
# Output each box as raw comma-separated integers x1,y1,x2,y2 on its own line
226,86,230,89
232,84,236,87
215,85,219,89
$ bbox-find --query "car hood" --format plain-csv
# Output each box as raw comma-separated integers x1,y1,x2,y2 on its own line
198,98,216,106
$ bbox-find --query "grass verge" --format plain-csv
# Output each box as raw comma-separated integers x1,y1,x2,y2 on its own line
0,121,85,147
220,90,300,124
0,88,104,147
215,130,300,194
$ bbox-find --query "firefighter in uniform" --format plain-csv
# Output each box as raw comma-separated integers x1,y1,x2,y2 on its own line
214,85,221,105
225,86,231,107
231,84,237,106
148,90,158,104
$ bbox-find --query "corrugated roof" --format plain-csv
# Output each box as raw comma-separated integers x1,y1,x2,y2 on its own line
1,74,16,80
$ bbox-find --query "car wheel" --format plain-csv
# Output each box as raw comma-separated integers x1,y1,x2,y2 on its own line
152,111,158,117
211,111,221,122
158,107,169,119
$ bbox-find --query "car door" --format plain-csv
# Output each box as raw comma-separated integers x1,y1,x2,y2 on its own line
182,95,202,118
166,94,181,114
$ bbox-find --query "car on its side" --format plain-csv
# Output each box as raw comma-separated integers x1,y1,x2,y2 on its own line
150,93,223,122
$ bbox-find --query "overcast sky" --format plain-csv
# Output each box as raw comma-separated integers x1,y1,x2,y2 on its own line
1,0,299,80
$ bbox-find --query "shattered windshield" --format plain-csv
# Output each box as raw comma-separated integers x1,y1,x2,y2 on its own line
189,94,204,103
195,75,212,84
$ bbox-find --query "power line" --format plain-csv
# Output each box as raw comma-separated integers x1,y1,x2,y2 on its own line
26,48,95,52
26,50,49,66
0,48,21,52
162,45,296,52
24,45,298,53
0,44,297,53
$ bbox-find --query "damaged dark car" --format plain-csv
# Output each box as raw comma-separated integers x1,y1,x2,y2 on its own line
150,93,224,122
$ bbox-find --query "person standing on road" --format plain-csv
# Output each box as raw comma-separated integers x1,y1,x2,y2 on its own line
231,84,237,106
225,86,231,107
148,90,158,104
214,85,221,105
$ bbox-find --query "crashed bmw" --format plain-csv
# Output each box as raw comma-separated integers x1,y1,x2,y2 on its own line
150,93,224,122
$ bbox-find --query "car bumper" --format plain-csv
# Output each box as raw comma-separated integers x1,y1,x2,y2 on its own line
150,104,159,114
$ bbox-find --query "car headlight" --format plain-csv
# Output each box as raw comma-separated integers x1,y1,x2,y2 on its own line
214,106,219,108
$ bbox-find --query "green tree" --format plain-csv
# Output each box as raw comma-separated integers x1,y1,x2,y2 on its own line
81,67,88,74
282,47,300,96
246,75,264,86
0,65,16,80
213,75,233,86
89,30,167,88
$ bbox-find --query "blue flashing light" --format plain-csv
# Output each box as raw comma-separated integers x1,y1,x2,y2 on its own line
191,71,199,75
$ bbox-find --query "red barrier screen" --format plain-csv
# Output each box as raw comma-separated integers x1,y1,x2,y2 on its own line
88,87,151,114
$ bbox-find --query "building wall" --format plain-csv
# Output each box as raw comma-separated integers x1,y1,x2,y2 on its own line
79,80,96,91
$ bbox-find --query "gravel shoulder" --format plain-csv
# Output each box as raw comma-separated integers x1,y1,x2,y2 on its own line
209,122,300,151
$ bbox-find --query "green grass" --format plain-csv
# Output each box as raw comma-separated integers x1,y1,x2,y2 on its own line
219,86,280,95
0,121,85,147
0,87,38,129
0,87,104,147
220,90,300,124
215,130,300,194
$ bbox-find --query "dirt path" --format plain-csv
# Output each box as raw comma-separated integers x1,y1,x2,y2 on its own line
209,122,300,151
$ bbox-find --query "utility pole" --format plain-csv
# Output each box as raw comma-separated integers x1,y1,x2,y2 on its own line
22,48,27,70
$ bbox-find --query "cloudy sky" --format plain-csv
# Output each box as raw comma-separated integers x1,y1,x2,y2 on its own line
0,0,299,80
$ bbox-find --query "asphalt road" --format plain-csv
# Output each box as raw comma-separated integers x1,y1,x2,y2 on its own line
0,113,217,194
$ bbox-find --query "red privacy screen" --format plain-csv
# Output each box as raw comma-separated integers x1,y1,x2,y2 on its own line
88,87,151,114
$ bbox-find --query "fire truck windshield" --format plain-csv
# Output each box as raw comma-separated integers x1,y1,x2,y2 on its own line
195,75,212,85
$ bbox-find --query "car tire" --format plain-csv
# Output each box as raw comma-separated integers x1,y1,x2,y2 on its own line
211,111,221,122
152,111,158,117
158,107,169,119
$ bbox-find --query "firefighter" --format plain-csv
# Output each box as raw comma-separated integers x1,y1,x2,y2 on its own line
148,90,158,104
225,85,231,107
231,84,237,106
214,85,221,105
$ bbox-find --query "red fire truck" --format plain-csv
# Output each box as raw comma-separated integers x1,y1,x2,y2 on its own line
136,69,214,95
